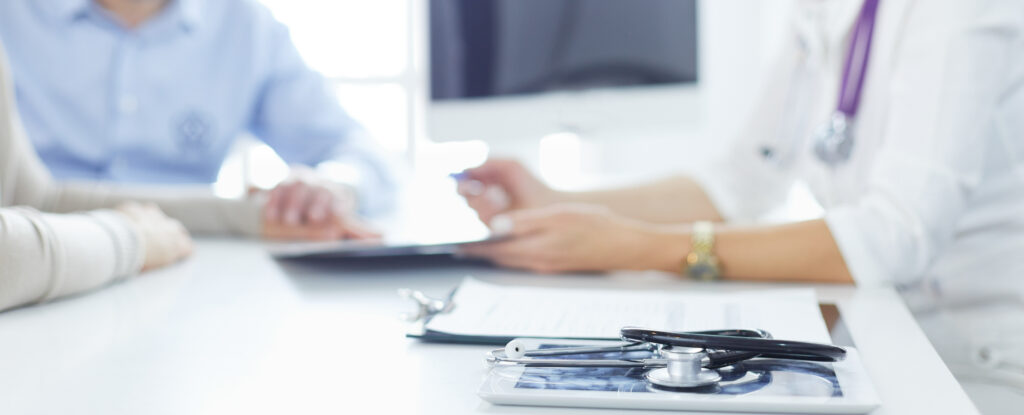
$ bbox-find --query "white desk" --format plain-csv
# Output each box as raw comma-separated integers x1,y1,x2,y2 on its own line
0,239,978,415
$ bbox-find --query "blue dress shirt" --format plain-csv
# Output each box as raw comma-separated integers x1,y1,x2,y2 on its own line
0,0,395,211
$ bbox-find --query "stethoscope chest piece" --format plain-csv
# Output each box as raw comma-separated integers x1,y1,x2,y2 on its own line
768,0,880,168
813,111,855,165
644,346,721,389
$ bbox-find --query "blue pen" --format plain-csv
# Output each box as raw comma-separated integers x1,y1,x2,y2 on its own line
451,171,486,196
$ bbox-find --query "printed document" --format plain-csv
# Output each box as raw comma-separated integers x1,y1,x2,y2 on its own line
425,278,832,343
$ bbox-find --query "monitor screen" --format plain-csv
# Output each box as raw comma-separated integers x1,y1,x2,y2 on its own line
430,0,699,101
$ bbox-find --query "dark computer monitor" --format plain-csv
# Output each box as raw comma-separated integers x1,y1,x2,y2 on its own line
427,0,701,142
430,0,699,100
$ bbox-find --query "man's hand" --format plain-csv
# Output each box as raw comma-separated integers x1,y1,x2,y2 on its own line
456,158,560,225
261,170,380,241
117,202,193,271
458,204,677,273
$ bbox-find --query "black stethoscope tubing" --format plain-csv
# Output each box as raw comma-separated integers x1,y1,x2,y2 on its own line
620,327,847,367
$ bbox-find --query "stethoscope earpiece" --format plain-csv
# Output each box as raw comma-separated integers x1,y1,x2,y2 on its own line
504,339,527,359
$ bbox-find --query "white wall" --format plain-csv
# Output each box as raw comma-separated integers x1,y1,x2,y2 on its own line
700,0,791,142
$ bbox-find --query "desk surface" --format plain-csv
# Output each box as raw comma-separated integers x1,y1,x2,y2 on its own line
0,239,978,415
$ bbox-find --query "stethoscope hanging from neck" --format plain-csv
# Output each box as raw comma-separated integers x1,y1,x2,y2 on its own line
812,0,880,165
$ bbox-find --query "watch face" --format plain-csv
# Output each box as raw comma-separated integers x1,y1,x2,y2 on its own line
688,263,719,281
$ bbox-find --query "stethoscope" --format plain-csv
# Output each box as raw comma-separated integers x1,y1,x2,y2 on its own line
762,0,880,167
487,327,847,389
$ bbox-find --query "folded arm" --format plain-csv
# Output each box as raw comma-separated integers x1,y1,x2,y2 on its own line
0,208,142,311
0,41,261,237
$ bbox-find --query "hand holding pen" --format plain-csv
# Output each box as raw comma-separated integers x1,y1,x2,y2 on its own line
451,158,559,226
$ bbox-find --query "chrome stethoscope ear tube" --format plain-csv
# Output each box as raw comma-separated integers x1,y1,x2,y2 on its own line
486,341,721,388
486,341,665,368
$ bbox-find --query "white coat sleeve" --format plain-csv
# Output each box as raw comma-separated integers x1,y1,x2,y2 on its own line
824,0,1020,286
691,20,805,222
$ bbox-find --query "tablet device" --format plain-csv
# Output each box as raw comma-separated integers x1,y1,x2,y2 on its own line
479,338,880,414
265,235,499,259
263,197,503,260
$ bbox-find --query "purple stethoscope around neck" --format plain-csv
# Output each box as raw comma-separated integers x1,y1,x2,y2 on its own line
765,0,880,167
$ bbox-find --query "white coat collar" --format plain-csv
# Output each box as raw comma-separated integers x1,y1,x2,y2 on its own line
791,0,912,66
790,0,863,56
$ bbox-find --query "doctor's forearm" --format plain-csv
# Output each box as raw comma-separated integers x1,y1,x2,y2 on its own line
564,176,723,224
646,219,854,284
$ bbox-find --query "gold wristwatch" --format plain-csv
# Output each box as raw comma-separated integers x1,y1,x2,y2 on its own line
684,221,721,281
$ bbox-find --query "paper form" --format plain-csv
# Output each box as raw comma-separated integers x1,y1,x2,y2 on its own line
425,278,833,344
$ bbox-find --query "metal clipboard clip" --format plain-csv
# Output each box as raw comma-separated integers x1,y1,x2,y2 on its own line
396,279,521,344
397,286,457,323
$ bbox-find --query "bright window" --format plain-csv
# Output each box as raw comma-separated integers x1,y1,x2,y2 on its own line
216,0,416,195
259,0,409,78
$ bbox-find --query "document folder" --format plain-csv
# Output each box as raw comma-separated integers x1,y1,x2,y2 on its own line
404,278,833,346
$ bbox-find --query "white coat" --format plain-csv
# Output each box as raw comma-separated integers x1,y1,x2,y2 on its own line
694,0,1024,399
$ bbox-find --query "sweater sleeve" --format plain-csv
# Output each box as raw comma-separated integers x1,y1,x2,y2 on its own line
0,42,262,237
0,39,258,311
0,208,144,312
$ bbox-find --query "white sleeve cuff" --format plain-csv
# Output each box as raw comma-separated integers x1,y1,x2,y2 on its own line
688,152,795,223
825,207,891,288
690,169,746,222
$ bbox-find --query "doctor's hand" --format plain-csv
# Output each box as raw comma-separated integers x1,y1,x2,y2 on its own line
116,203,193,272
260,169,381,241
456,158,561,225
458,204,678,273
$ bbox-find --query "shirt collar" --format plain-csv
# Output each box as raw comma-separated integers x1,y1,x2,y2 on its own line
47,0,90,23
176,0,202,31
45,0,203,31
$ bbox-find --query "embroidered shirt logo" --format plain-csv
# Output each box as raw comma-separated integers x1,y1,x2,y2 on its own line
174,111,215,155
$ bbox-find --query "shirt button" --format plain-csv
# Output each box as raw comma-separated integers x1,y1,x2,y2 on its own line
119,95,139,114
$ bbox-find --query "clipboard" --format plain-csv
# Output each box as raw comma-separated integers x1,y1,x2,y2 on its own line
401,278,837,346
400,283,535,345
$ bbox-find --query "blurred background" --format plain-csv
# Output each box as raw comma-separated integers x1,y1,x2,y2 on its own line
216,0,789,188
215,0,812,227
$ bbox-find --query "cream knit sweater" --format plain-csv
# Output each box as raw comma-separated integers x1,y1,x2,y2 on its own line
0,42,261,312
